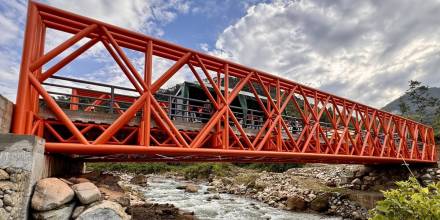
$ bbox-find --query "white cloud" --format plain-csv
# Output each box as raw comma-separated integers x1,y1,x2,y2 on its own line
46,0,190,36
0,0,191,102
212,0,440,108
199,43,209,52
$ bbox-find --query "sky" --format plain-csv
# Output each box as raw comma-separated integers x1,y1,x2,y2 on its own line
1,0,440,108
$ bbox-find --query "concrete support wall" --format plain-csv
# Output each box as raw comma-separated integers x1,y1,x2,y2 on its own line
0,134,85,219
0,134,45,219
0,95,13,134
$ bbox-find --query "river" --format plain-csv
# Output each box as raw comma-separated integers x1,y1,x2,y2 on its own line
138,176,341,220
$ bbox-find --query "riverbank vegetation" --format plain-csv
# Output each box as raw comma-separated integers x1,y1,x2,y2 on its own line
395,80,440,140
87,162,302,179
370,177,440,220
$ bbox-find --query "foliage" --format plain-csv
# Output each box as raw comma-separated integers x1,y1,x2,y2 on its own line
87,162,301,179
182,163,233,179
87,162,174,174
399,80,440,140
369,177,440,220
87,162,234,179
405,80,439,123
236,163,303,173
398,98,410,116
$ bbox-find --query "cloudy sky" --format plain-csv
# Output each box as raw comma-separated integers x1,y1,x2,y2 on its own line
1,0,440,108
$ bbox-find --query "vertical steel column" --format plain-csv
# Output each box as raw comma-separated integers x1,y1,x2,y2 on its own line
13,3,39,134
110,87,115,114
144,40,152,146
215,71,221,148
70,89,79,110
223,64,229,149
276,79,282,151
31,19,46,114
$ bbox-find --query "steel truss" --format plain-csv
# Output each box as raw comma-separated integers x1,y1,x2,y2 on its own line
13,2,437,164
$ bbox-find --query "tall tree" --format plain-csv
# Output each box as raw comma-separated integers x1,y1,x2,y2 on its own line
406,80,438,123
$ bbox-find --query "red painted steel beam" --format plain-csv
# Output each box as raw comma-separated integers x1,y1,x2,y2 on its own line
45,143,435,165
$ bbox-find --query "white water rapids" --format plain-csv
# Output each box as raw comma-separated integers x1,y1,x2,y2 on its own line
138,176,342,220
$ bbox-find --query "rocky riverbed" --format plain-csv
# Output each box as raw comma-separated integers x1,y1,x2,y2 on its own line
116,163,439,220
120,174,340,220
24,163,440,219
207,164,371,219
205,164,440,220
28,171,195,220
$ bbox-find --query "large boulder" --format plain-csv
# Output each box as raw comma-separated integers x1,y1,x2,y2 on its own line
185,184,199,193
286,196,307,211
76,200,130,220
31,178,75,211
72,182,101,205
32,202,75,220
98,186,130,207
310,193,331,211
68,177,91,184
130,175,148,187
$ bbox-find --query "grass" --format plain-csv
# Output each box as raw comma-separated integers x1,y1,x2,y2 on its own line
235,163,303,173
87,162,175,174
87,162,302,180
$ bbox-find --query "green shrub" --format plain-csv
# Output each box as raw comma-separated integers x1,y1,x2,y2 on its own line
236,163,303,173
182,163,233,179
87,162,301,178
370,177,440,220
87,162,173,174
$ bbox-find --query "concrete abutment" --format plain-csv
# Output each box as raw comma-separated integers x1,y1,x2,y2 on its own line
0,134,84,219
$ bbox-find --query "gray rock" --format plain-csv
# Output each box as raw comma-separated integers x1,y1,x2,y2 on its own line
326,180,337,187
5,206,12,212
211,194,221,200
420,174,432,180
3,194,13,207
31,178,75,211
185,184,199,193
355,166,372,177
5,167,21,174
176,185,186,190
286,196,306,211
72,206,86,219
0,181,16,191
130,175,148,186
0,169,9,180
72,182,101,205
352,211,362,220
351,178,362,185
32,202,75,220
310,193,331,211
76,200,130,220
9,172,25,183
0,199,3,208
113,195,130,207
361,184,369,191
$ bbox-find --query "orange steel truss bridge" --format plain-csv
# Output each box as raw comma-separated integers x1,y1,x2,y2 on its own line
12,2,437,164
